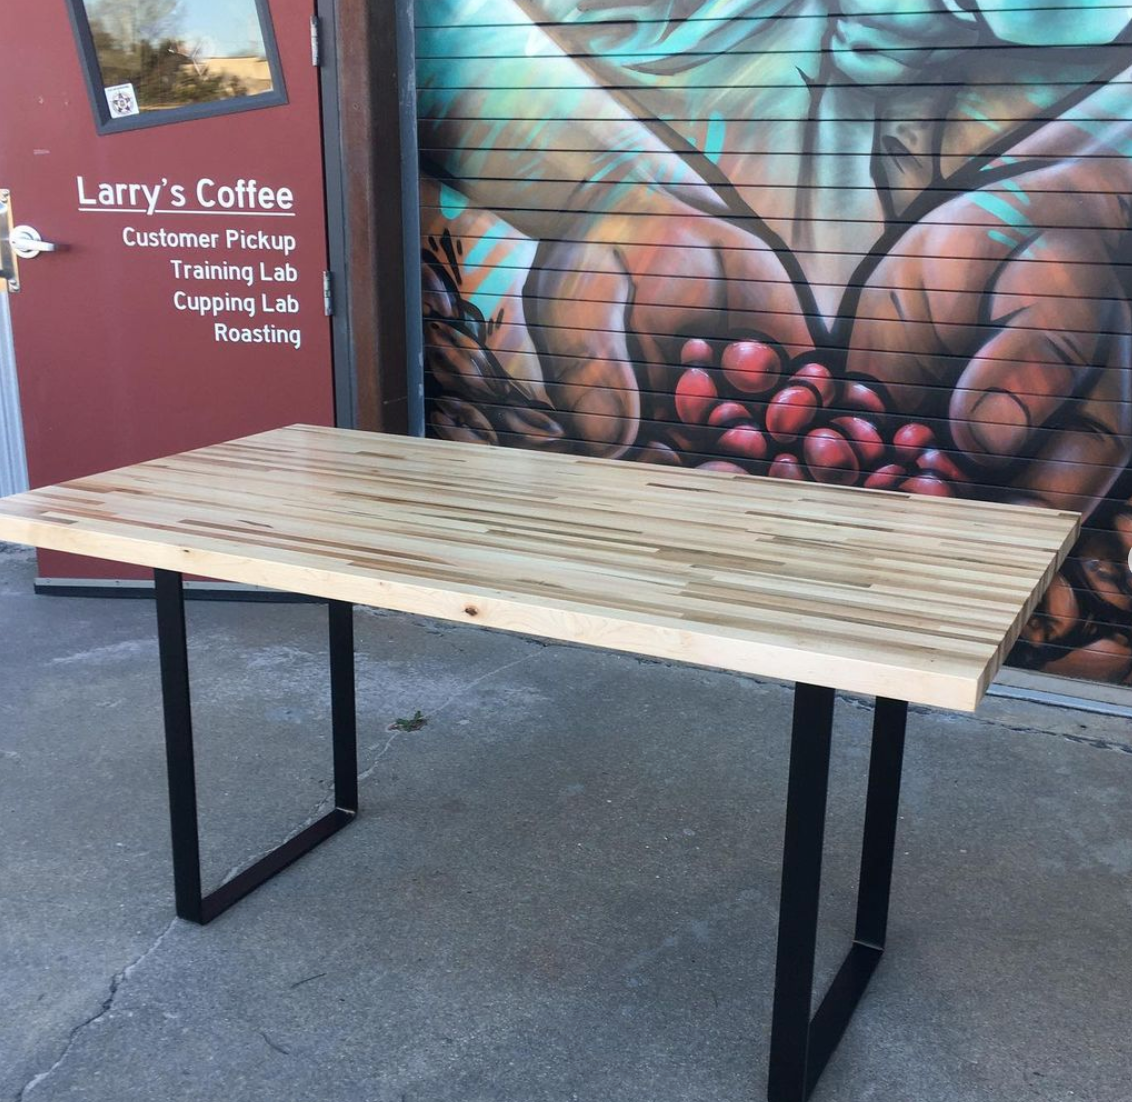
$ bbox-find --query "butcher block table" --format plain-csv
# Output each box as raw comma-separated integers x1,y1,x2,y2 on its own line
0,425,1080,1102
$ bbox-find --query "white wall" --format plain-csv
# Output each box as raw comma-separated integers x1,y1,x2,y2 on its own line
0,295,28,496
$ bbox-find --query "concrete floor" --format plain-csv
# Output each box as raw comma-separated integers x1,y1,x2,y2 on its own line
1,542,1130,1102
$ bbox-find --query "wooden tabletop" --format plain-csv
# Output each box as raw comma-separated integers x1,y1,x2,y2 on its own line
0,425,1079,711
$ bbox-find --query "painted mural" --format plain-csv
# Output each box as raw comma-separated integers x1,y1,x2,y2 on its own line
416,1,1132,684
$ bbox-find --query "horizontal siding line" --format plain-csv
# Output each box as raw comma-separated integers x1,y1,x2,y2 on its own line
415,211,1127,232
419,113,1132,124
1019,548,1122,567
417,232,1132,268
424,329,1132,377
419,78,1132,91
1030,606,1132,630
418,16,1125,33
416,44,1132,60
421,346,1132,408
427,306,1132,348
424,396,1131,473
1029,607,1129,627
1036,579,1132,602
418,208,1132,229
435,282,1132,315
415,5,1132,28
422,263,1132,304
419,178,1132,197
420,145,1132,161
1005,637,1132,663
423,419,1129,513
417,202,1131,228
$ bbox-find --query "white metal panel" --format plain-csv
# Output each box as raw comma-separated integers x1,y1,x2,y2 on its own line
0,296,28,497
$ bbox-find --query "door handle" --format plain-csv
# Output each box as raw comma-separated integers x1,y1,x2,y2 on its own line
10,226,60,259
1,190,63,293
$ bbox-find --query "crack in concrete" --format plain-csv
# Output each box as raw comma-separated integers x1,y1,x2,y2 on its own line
259,1029,290,1056
358,646,552,786
15,917,178,1101
839,692,1132,756
922,706,1132,756
993,722,1132,756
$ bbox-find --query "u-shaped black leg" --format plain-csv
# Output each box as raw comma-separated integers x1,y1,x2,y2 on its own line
768,685,908,1102
154,569,358,925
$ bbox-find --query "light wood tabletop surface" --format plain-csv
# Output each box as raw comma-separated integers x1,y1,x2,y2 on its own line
0,424,1080,710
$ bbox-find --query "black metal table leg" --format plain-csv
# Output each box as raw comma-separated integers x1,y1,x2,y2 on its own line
154,569,358,925
329,597,358,814
155,568,205,923
768,683,836,1102
767,685,908,1102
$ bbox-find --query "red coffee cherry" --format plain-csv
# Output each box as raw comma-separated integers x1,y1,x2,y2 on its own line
842,382,886,416
830,416,885,468
721,340,781,395
792,362,835,405
916,449,967,482
892,423,935,464
675,367,718,424
718,424,768,461
769,454,807,481
804,428,859,486
698,460,748,474
681,338,715,365
900,474,953,497
863,463,906,490
766,385,819,442
708,401,754,428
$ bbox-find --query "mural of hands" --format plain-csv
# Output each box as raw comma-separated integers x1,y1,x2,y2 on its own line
417,2,1132,682
847,146,1132,520
843,136,1132,678
424,191,815,459
522,192,814,457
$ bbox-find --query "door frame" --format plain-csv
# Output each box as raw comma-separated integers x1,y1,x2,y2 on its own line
321,0,421,435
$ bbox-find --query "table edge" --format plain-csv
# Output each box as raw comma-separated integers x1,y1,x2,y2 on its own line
0,510,1060,713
